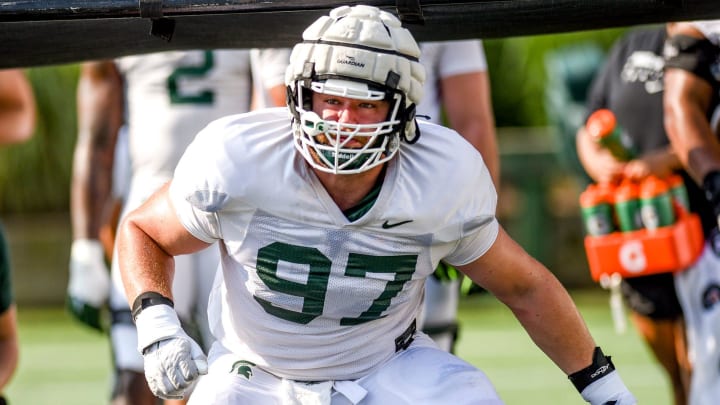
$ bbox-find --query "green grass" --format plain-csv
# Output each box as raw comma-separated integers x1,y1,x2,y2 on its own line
6,308,112,404
456,289,671,404
5,289,670,404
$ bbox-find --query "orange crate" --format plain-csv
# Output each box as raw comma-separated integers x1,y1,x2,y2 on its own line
584,213,704,281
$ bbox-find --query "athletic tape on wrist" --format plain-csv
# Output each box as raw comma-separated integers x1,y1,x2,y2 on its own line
568,347,615,393
131,291,174,323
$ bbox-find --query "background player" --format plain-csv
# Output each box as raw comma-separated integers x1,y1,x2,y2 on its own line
0,68,36,405
663,19,720,405
68,50,257,404
415,39,498,352
576,26,717,405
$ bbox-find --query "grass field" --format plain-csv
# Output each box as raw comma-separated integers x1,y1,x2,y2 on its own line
5,289,670,404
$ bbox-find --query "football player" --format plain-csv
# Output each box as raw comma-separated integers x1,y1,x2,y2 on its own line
118,5,636,404
415,39,498,353
246,41,498,353
664,19,720,405
68,50,260,404
0,68,35,405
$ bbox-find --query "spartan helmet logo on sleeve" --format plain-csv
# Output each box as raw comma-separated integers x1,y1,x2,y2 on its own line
285,5,426,174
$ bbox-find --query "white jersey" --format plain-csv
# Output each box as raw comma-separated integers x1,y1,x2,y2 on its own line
250,48,290,109
168,108,498,380
691,20,720,45
675,232,720,405
116,50,252,187
416,40,487,124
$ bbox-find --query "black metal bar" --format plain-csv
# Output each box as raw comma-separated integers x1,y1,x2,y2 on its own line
1,0,719,68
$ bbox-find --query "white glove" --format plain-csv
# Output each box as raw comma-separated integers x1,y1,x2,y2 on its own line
580,370,637,405
67,239,111,331
136,303,208,400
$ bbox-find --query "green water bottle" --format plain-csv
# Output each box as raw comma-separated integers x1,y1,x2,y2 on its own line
667,174,690,213
614,179,643,232
579,184,615,236
586,109,636,161
640,176,675,230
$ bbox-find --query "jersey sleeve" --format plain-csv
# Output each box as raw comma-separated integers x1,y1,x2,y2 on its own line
251,48,291,88
168,120,231,243
434,134,499,266
444,216,499,266
436,40,487,78
691,20,720,46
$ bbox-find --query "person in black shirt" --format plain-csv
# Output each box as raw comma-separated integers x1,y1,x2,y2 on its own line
576,26,715,405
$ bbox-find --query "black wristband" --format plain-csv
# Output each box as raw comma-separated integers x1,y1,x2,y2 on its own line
703,170,720,215
131,291,174,323
0,395,7,405
702,170,720,217
568,347,615,393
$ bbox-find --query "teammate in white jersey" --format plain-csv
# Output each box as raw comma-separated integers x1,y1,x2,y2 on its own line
663,19,720,405
68,49,256,404
117,5,636,404
415,40,498,352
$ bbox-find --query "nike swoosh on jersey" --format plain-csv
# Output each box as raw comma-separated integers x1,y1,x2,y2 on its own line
381,219,414,229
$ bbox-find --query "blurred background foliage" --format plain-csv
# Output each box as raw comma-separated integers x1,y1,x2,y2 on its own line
0,64,79,212
0,27,632,213
485,27,628,126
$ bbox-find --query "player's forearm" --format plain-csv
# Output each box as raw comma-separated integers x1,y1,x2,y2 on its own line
117,216,176,305
666,115,720,184
461,229,598,374
0,69,36,144
71,64,123,240
664,65,720,184
506,272,597,375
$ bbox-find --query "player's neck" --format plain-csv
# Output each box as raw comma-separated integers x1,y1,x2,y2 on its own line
313,164,386,212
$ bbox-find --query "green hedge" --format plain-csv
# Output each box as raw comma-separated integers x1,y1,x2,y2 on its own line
0,64,79,212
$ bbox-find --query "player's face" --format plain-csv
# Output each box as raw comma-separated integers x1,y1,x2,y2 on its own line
312,92,390,147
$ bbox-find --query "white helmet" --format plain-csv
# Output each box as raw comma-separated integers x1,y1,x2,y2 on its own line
285,5,425,174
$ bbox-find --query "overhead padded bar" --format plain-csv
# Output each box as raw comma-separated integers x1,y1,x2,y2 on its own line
396,0,424,24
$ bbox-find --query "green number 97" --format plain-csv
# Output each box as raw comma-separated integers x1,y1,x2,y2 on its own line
254,242,417,325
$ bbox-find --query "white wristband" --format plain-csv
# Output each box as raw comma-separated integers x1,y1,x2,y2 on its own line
581,370,636,405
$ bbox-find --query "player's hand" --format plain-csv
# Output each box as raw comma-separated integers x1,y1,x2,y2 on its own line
136,303,208,400
580,370,637,405
66,239,111,331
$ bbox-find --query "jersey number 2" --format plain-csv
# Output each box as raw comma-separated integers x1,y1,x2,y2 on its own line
167,50,214,105
254,242,417,325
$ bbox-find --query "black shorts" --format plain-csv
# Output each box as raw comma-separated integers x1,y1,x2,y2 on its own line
620,272,683,320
